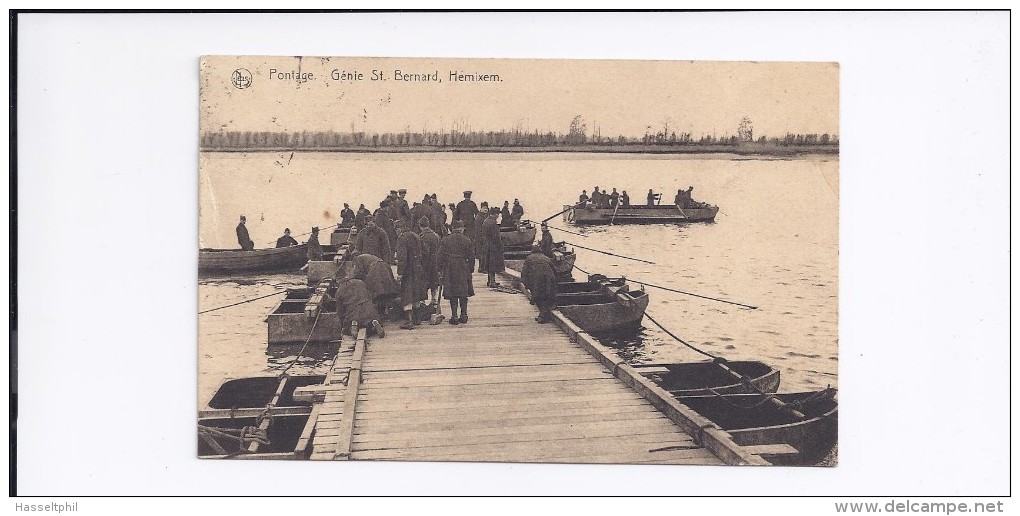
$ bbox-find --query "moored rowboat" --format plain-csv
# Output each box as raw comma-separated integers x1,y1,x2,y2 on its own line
500,221,537,246
564,204,719,225
199,244,309,275
633,360,781,396
554,275,649,334
676,389,838,464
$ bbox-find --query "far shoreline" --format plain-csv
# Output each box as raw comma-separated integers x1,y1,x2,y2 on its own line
199,145,838,161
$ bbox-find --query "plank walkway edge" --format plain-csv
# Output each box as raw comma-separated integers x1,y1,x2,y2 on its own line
499,269,771,466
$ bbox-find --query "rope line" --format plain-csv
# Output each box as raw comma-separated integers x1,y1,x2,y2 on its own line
198,290,287,314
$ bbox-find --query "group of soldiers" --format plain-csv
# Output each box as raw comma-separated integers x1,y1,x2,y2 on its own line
577,186,631,209
574,185,702,209
234,188,560,332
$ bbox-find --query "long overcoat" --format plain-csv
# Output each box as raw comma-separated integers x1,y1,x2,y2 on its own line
334,278,380,332
352,253,399,302
455,199,479,240
521,251,558,300
437,232,475,298
395,231,427,306
419,227,441,289
480,215,506,273
357,225,393,265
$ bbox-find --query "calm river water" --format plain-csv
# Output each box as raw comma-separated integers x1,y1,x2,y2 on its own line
198,152,839,407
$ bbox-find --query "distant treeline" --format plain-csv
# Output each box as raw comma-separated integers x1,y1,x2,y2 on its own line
199,129,839,154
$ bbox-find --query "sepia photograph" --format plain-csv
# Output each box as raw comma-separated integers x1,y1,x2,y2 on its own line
197,56,839,465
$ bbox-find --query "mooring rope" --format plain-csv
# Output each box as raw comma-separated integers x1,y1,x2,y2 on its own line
198,290,288,314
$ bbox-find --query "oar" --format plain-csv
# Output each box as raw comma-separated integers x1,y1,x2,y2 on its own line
630,278,757,310
610,202,621,225
541,203,582,224
674,203,688,219
564,241,655,264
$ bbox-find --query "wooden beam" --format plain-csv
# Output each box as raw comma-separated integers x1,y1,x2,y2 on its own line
333,327,368,460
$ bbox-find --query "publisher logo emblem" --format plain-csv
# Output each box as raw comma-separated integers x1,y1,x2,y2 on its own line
231,68,253,89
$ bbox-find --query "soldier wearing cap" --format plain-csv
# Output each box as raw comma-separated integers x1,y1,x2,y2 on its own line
307,227,323,261
275,228,299,248
511,198,524,224
474,202,490,270
355,215,393,265
522,243,559,324
539,221,555,258
455,190,480,243
374,200,397,259
394,219,427,329
418,216,441,309
339,203,355,227
236,215,255,251
437,219,475,325
354,204,370,230
480,207,506,287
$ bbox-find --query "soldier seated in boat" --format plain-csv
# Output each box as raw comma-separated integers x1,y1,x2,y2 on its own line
609,188,620,208
275,228,298,248
236,215,255,251
647,189,657,207
339,203,355,227
620,190,630,207
539,222,555,258
511,199,524,223
500,201,513,228
578,190,589,206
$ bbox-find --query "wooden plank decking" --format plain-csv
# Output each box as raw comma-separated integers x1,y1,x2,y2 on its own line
309,273,727,465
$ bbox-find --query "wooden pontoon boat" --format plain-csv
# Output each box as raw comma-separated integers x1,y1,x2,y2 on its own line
676,388,838,465
564,204,718,225
199,244,308,275
632,360,781,396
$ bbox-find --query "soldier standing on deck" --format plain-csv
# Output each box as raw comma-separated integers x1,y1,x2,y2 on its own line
355,216,393,265
480,207,506,287
394,220,426,330
306,227,323,261
474,202,490,272
418,216,442,310
454,190,479,238
437,220,475,325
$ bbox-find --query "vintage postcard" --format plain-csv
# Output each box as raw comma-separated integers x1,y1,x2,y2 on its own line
198,56,839,465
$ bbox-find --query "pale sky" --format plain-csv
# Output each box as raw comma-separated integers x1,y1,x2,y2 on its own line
201,56,839,138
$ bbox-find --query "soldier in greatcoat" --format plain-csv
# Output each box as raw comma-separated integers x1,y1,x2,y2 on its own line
480,207,506,287
418,216,442,309
333,275,385,338
394,220,427,329
306,226,323,261
454,191,479,241
474,202,490,272
539,222,555,258
355,216,393,266
437,220,475,325
521,244,559,324
236,215,255,251
352,252,400,317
